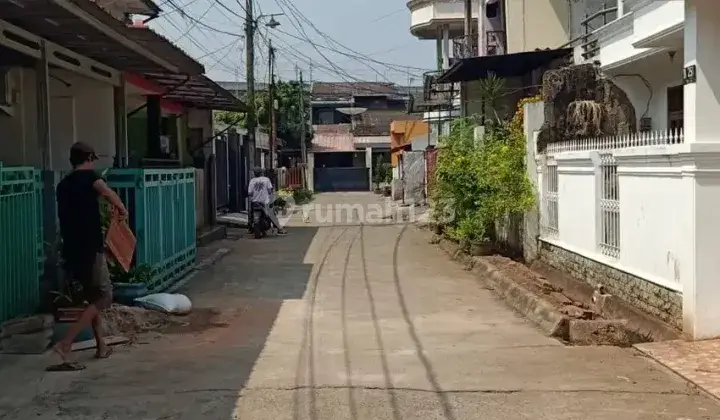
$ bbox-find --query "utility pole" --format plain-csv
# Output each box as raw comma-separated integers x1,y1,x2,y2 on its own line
268,39,277,170
299,69,307,164
244,0,256,174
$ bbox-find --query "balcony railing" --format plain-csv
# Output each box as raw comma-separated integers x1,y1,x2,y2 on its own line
452,34,478,59
452,31,507,59
422,71,455,105
485,31,506,56
560,6,618,62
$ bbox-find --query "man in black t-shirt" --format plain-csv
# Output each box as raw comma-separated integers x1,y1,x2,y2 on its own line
53,142,128,363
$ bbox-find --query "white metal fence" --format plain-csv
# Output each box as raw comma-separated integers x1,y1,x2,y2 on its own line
599,154,620,258
542,161,559,237
546,129,684,154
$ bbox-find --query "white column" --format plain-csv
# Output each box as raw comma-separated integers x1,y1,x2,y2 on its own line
307,152,315,192
365,147,373,190
478,0,485,56
684,0,720,144
442,25,450,69
617,0,624,18
682,1,720,340
680,147,720,340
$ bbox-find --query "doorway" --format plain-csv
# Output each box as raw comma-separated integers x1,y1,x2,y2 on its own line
667,85,683,132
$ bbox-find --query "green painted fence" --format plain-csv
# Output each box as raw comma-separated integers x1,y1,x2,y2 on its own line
106,168,196,292
0,164,43,323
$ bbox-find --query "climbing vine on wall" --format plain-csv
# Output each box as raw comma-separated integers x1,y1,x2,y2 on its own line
432,97,538,243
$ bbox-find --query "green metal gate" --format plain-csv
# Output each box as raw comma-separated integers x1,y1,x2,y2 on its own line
0,164,42,322
106,168,196,292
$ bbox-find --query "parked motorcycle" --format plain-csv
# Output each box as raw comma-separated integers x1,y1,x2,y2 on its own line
251,202,273,239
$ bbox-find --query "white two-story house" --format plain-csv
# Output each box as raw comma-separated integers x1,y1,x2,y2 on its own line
539,0,720,340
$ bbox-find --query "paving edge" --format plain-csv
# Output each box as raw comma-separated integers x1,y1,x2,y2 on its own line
165,248,232,294
435,237,569,339
632,345,720,404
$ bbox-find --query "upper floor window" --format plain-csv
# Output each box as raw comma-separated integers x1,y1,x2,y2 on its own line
486,0,499,19
318,109,335,125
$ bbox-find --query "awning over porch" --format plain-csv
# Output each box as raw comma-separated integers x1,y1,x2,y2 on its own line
0,0,203,75
437,48,572,83
137,73,247,112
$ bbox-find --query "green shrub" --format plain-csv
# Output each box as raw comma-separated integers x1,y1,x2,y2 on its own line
291,187,314,205
373,155,392,185
109,262,157,284
432,114,535,244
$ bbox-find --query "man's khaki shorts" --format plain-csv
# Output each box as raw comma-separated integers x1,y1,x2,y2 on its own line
66,253,113,309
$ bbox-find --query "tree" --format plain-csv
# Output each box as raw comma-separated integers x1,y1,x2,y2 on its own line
214,80,313,150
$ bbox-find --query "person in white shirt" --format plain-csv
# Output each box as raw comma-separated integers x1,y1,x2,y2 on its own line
248,168,286,234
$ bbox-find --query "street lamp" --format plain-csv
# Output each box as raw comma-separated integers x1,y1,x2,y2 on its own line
265,16,281,29
257,13,283,29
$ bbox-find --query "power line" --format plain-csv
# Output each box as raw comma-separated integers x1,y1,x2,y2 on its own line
158,0,425,89
206,38,243,71
269,0,371,86
155,0,206,19
174,0,217,42
270,40,415,96
152,13,244,76
369,8,406,23
272,0,390,84
162,0,244,37
273,0,431,73
162,0,428,79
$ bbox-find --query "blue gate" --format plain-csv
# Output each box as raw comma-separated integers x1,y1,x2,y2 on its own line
313,167,369,192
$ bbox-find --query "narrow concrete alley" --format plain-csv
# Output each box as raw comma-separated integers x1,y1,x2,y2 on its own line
1,193,720,419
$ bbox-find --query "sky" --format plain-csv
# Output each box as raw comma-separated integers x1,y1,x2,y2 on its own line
148,0,437,86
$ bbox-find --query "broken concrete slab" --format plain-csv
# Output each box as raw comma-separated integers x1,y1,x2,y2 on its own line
1,329,52,354
1,315,53,338
469,255,569,339
568,319,638,346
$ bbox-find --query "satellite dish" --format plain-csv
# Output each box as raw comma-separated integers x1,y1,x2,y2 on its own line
336,107,367,115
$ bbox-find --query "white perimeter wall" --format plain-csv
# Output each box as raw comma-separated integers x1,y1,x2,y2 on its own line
541,146,689,292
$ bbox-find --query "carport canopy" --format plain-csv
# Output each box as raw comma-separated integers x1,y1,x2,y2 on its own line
437,48,572,83
140,73,248,112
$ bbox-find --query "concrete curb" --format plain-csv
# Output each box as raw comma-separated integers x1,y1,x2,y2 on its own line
197,225,227,247
436,237,569,339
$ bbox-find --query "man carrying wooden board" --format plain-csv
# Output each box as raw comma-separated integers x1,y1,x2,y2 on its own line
51,142,129,370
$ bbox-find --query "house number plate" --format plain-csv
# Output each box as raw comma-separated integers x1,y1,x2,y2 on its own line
684,65,697,84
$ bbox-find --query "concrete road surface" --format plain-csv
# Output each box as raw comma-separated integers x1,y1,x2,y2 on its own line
1,192,718,419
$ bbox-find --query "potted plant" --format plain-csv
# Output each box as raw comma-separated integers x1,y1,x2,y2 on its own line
110,262,155,306
50,283,94,344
